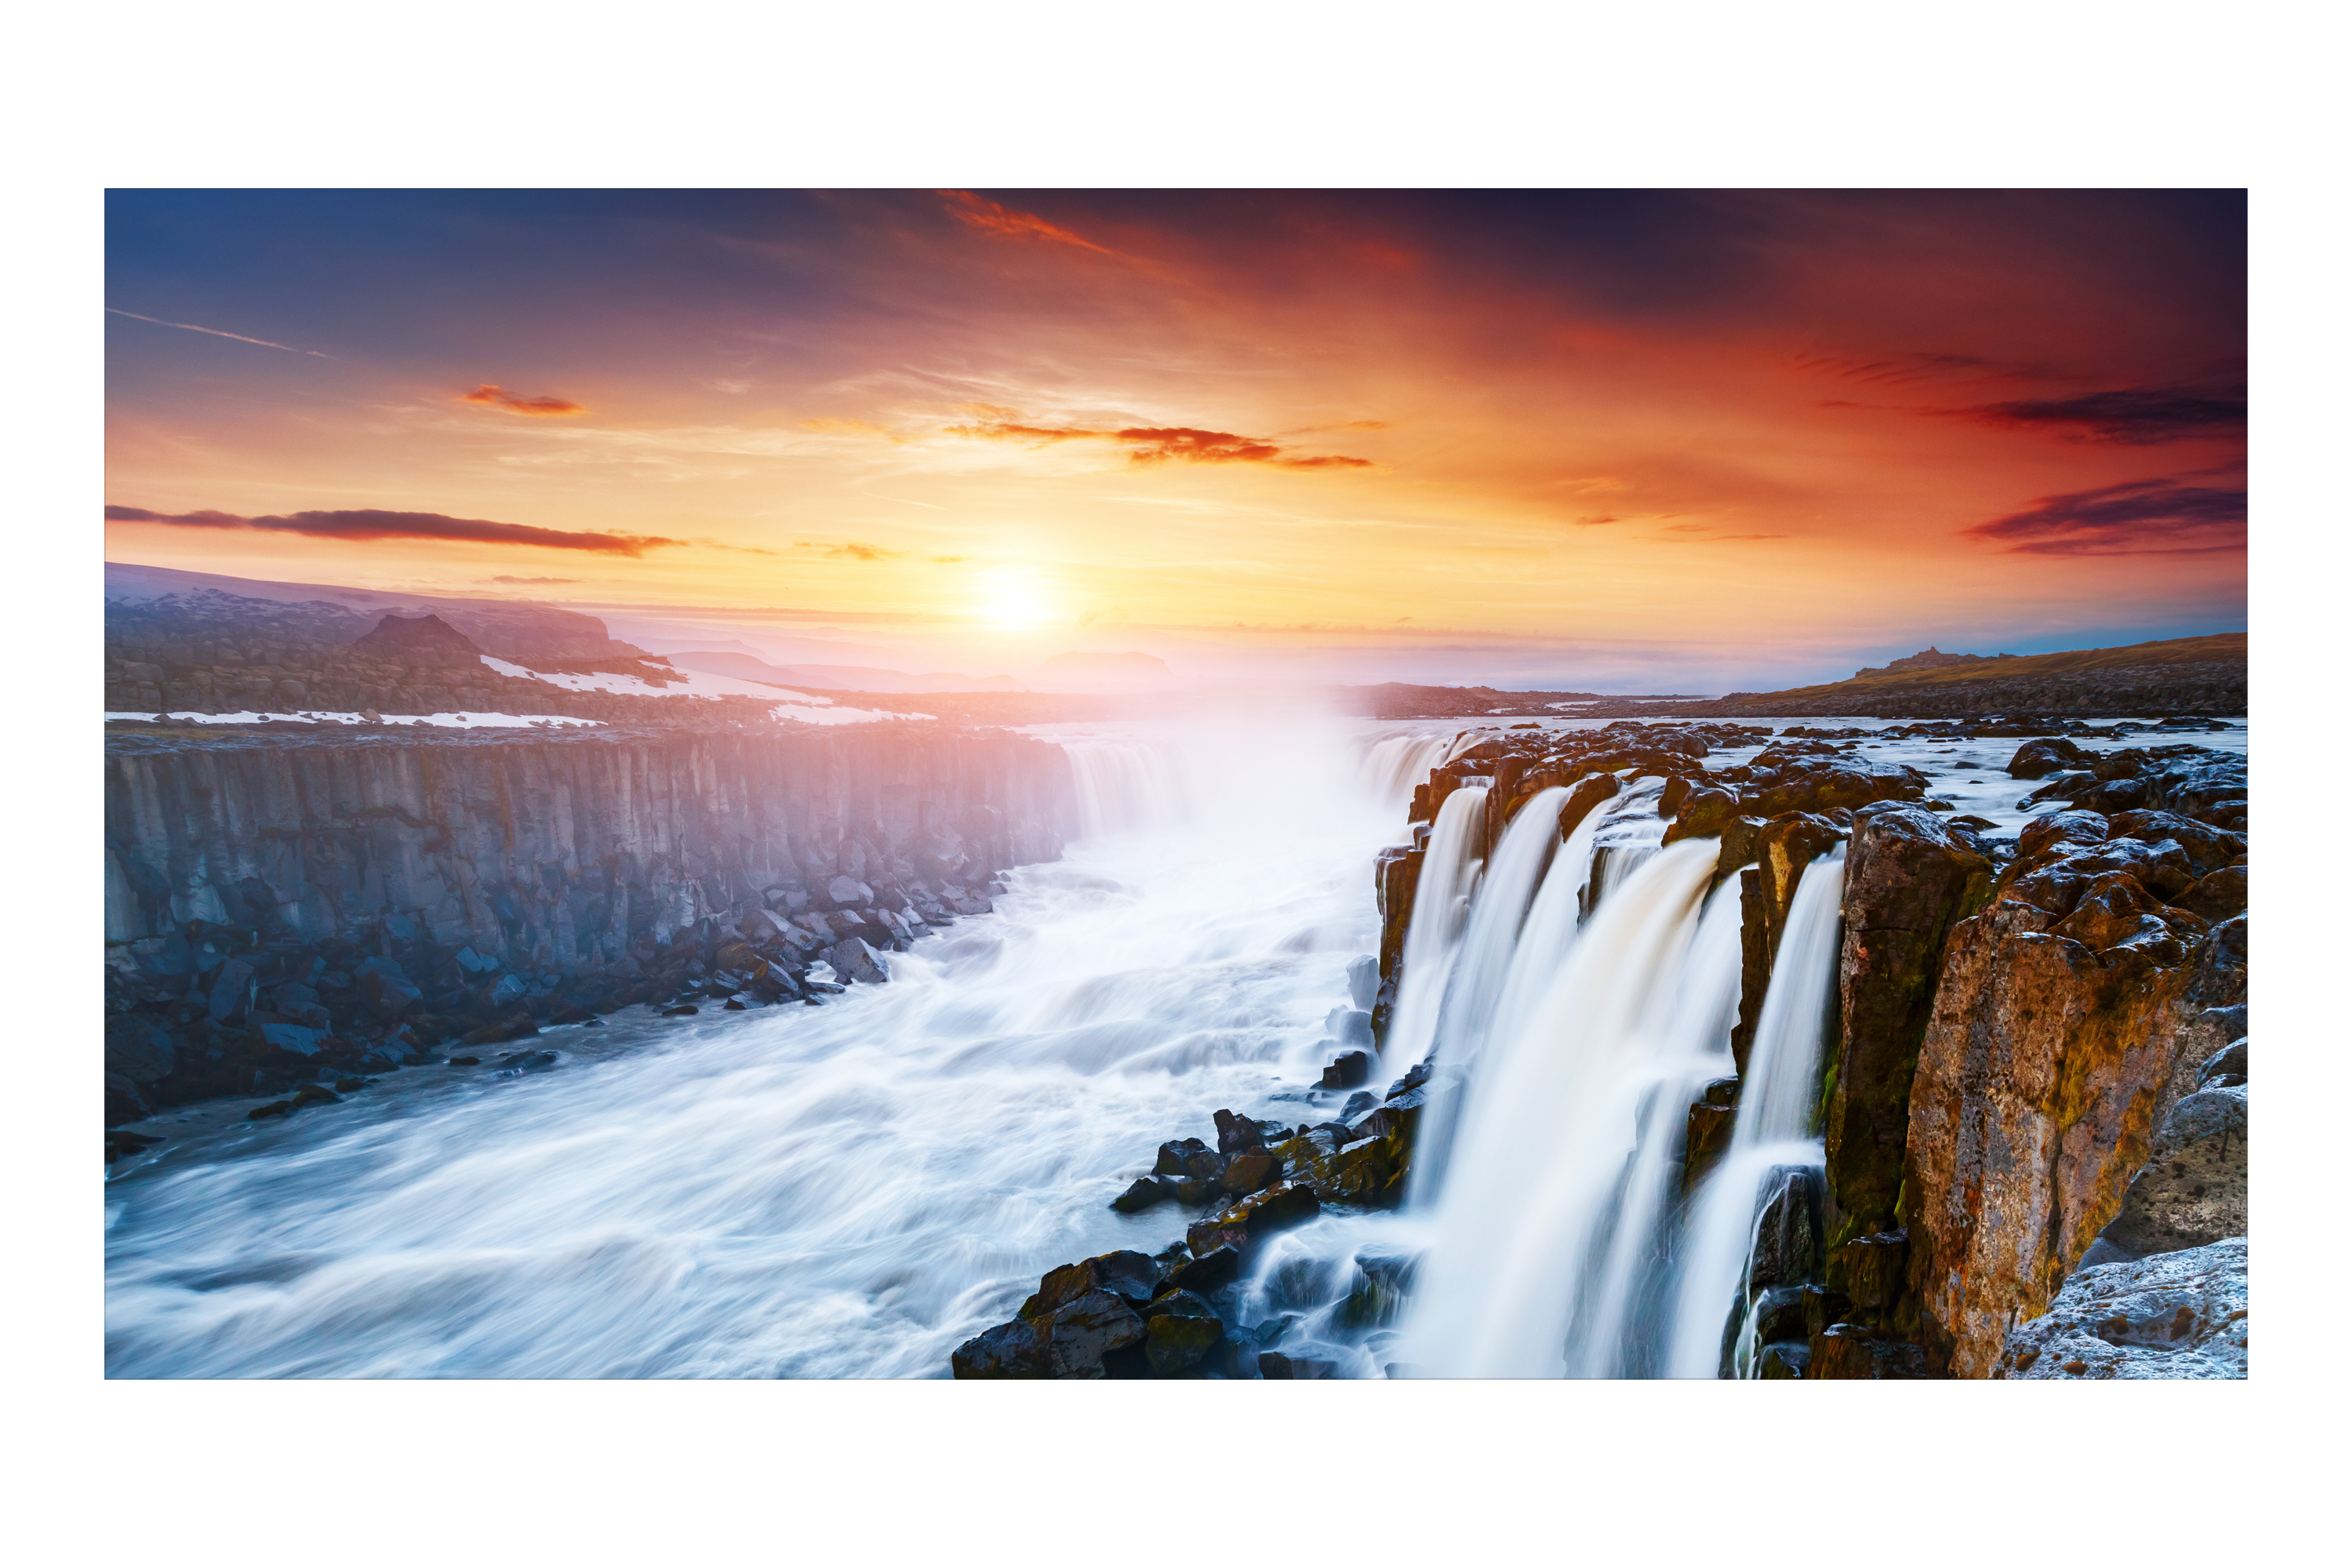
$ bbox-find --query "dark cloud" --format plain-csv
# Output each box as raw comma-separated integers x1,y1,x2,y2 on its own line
1962,477,2245,555
459,383,586,416
944,419,1371,470
1945,387,2245,445
105,505,679,556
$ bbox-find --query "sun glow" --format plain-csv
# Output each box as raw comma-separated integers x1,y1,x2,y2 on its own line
980,570,1054,628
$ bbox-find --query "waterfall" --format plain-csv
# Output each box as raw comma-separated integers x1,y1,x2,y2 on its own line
1062,739,1193,837
1358,732,1454,808
1396,837,1730,1377
1478,780,1621,1065
1660,845,1847,1378
1381,783,1490,1070
1426,786,1570,1071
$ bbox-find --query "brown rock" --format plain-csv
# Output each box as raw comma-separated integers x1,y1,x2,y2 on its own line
1823,804,1991,1244
2173,863,2247,923
1902,908,2247,1377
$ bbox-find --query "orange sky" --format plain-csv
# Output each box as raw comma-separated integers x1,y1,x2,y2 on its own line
104,191,2244,689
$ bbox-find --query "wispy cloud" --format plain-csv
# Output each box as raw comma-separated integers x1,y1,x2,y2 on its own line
938,191,1119,256
1939,386,2245,445
107,307,335,358
1961,477,2245,555
105,504,678,556
482,575,581,585
459,383,586,416
943,416,1373,470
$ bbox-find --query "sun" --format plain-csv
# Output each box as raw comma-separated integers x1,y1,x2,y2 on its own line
980,569,1054,628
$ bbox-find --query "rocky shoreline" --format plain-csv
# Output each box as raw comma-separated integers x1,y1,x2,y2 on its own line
953,710,2247,1378
103,723,1078,1145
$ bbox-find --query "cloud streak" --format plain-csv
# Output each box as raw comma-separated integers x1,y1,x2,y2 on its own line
1941,386,2245,445
939,191,1118,256
943,417,1372,470
105,505,680,556
459,383,587,416
107,307,335,358
1961,477,2245,555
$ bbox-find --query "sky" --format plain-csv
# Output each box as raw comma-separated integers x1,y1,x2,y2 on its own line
103,190,2245,691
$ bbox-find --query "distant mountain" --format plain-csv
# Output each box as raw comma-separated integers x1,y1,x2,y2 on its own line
106,561,649,666
1707,633,2247,717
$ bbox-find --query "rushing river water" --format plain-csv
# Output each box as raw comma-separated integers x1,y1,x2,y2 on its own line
104,710,2245,1378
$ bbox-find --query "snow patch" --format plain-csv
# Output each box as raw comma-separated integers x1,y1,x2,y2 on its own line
107,710,604,729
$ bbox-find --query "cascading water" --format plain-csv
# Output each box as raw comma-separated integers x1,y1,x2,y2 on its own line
1380,782,1491,1071
1396,837,1740,1377
1661,845,1847,1378
1359,732,1456,808
1062,737,1195,837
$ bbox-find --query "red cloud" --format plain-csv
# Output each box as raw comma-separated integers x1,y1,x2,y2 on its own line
459,383,586,416
938,191,1116,256
943,419,1371,470
105,504,677,556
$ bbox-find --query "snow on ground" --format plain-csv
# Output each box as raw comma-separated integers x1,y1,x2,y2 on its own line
477,655,929,725
105,711,604,728
478,654,801,701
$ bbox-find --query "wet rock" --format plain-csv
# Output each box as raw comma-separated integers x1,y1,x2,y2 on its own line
1167,1240,1243,1293
1751,1285,1809,1346
1829,1230,1907,1316
1732,813,1849,1072
2016,809,2109,862
2007,737,2089,779
289,1082,341,1109
1221,1151,1284,1195
1758,1342,1811,1379
2094,1085,2246,1259
1808,1326,1929,1379
1258,1351,1337,1379
1112,1175,1171,1213
1802,1284,1852,1340
1994,1236,2245,1380
1320,1050,1371,1090
1030,1250,1162,1316
246,1099,293,1120
1340,1091,1378,1121
1347,954,1380,1011
1749,1167,1823,1291
105,1129,164,1163
826,938,890,985
1684,1080,1738,1194
1661,785,1737,846
1214,1107,1265,1155
659,1004,699,1017
1557,772,1622,840
951,1318,1050,1378
1825,803,1992,1240
1144,1292,1227,1375
826,875,875,909
2174,863,2247,922
1174,1176,1224,1205
447,1054,481,1066
1186,1181,1322,1257
1337,1247,1420,1330
1155,1137,1208,1177
1183,1147,1229,1182
462,1013,539,1046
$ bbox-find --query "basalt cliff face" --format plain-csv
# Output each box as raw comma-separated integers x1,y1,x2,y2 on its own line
104,725,1078,1125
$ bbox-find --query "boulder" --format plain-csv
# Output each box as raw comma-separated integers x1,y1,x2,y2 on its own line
2174,863,2248,923
950,1318,1050,1378
2007,737,2089,779
1994,1237,2245,1379
1213,1107,1265,1155
353,956,422,1018
1143,1291,1226,1376
1112,1175,1171,1213
1258,1352,1337,1379
826,937,890,985
1824,804,1992,1241
2093,1084,2246,1259
1320,1051,1371,1090
1029,1250,1162,1316
1154,1137,1208,1178
1186,1181,1322,1258
1757,1342,1810,1379
1167,1240,1243,1293
1220,1151,1284,1195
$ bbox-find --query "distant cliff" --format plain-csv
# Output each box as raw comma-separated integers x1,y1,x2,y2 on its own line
104,724,1079,1121
1709,633,2246,718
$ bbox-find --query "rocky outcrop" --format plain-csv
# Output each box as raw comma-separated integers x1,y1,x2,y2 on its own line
103,724,1076,1118
2087,1082,2247,1262
1902,836,2246,1378
1992,1237,2247,1379
1821,804,1992,1246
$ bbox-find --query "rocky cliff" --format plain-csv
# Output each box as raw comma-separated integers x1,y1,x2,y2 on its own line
104,724,1079,1124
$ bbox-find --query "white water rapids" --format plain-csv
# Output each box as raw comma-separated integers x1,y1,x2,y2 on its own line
108,713,2228,1378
